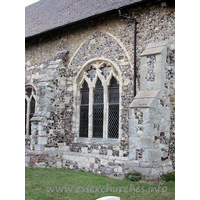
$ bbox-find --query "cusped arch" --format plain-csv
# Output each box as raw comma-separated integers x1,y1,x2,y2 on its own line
75,58,122,87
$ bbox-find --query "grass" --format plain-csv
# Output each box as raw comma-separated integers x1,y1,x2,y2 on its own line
25,168,175,200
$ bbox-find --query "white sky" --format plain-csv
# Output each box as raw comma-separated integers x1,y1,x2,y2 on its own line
25,0,40,7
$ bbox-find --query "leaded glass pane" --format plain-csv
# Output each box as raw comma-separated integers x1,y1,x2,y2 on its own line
29,113,33,135
109,76,118,87
80,106,88,137
93,105,103,138
94,78,103,104
109,88,119,103
108,76,119,138
81,80,89,90
81,91,89,104
29,97,35,135
30,97,35,115
26,88,32,97
108,105,119,138
95,78,103,89
94,90,103,104
80,80,89,137
93,78,104,137
81,81,89,104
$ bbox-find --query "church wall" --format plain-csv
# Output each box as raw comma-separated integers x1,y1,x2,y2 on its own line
25,1,175,179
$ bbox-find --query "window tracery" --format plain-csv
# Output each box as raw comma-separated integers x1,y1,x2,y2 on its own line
25,86,36,135
78,61,120,139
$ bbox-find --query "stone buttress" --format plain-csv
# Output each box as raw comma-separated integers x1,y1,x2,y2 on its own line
125,40,174,179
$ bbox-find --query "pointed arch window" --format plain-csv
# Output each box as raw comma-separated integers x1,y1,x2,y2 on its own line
108,77,119,138
25,86,36,135
78,61,120,139
93,78,104,138
80,81,89,137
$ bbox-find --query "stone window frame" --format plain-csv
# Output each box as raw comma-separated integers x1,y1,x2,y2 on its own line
25,84,36,135
73,58,122,143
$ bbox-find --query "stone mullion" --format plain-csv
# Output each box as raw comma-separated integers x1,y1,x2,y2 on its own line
103,84,108,139
88,86,93,138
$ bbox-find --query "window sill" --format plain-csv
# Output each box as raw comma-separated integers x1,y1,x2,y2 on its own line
75,137,119,145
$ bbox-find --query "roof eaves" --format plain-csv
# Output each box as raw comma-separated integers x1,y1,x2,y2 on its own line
25,0,146,39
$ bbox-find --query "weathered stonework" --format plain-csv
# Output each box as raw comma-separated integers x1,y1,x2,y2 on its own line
25,1,175,179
